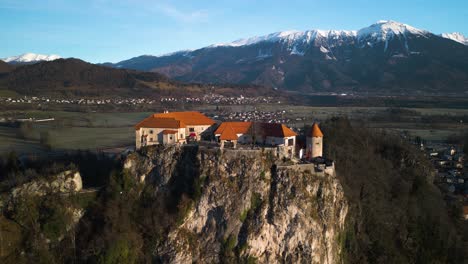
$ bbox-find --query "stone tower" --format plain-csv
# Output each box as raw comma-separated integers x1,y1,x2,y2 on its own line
306,123,324,158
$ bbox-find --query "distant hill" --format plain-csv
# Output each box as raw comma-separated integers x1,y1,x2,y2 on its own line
0,60,12,74
0,58,180,97
0,58,274,98
106,21,468,96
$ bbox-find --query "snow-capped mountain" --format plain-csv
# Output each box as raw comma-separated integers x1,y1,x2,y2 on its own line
210,30,357,48
440,32,468,45
206,20,431,55
2,53,61,65
212,20,429,49
106,20,468,95
356,20,429,51
357,20,428,41
209,29,357,57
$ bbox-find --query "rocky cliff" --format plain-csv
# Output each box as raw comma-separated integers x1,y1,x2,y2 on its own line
0,169,86,261
124,145,348,263
2,122,465,263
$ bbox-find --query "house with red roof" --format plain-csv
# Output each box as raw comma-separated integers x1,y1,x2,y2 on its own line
214,121,297,158
134,111,215,149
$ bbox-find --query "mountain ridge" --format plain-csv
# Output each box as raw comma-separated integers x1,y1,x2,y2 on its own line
106,20,468,95
3,21,468,96
0,58,275,98
441,32,468,45
0,58,177,97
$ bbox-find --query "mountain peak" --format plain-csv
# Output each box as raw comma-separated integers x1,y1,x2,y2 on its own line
2,53,61,64
357,20,429,42
441,32,468,45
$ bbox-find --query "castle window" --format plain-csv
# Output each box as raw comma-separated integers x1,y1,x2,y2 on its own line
170,136,173,140
149,130,154,134
189,128,195,132
180,134,184,138
149,138,153,142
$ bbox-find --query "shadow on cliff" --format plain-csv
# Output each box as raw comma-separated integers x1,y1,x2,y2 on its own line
165,145,202,216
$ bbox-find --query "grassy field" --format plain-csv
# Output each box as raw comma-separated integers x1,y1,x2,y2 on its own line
209,104,468,118
0,111,152,154
0,126,46,154
198,104,468,137
0,106,467,155
0,89,19,97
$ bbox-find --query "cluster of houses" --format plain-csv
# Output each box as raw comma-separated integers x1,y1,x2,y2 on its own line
220,110,292,124
0,94,275,107
424,143,468,219
134,111,324,161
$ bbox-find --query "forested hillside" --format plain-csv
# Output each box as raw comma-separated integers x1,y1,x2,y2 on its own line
323,118,467,263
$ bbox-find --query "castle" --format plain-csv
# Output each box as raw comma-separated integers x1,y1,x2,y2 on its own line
134,111,324,160
134,111,215,149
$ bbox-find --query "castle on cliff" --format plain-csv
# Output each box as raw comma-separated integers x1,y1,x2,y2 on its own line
134,111,325,161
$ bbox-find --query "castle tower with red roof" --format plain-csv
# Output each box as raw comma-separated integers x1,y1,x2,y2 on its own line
306,123,324,158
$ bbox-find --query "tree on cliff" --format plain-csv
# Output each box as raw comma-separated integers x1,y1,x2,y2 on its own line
323,117,466,263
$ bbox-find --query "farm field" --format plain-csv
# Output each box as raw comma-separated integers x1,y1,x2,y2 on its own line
0,111,153,154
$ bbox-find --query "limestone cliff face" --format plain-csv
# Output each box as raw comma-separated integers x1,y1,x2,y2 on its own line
125,145,348,263
10,170,83,199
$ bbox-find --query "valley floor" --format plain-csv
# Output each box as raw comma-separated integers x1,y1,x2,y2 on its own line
0,103,467,156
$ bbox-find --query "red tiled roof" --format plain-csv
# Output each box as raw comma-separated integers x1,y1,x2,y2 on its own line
215,122,296,138
135,116,185,130
252,123,297,138
153,111,215,126
215,122,252,135
280,124,297,137
135,111,214,130
219,124,238,140
310,123,323,137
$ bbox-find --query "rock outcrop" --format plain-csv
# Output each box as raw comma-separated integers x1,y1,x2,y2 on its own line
125,145,348,263
10,170,82,199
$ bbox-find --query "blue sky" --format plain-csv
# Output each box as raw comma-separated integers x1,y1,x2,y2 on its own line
1,0,467,63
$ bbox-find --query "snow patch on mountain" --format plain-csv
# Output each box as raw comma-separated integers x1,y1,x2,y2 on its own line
211,29,356,48
290,46,305,56
356,20,429,52
157,50,193,57
210,30,301,47
2,53,61,63
441,32,468,45
357,20,428,42
320,46,330,53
